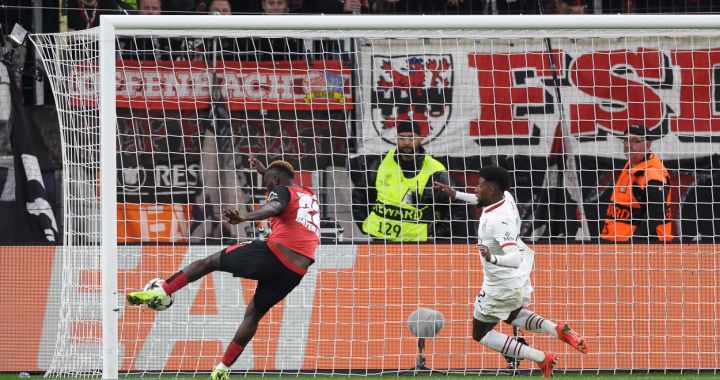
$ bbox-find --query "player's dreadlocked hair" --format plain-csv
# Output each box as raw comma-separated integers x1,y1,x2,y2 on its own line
478,165,512,192
267,160,295,178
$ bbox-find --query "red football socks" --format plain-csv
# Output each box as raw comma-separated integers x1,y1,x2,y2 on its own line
221,341,245,367
161,271,189,295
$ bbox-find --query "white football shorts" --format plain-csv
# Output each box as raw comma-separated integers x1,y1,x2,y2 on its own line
473,283,533,323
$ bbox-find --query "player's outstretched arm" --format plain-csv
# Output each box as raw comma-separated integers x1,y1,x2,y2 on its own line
223,201,284,224
435,181,478,204
433,181,457,198
249,154,267,175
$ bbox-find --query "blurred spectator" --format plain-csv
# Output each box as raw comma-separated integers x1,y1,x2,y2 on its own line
164,0,198,13
196,0,238,61
490,0,540,14
119,0,138,9
120,0,171,60
67,0,124,31
444,0,486,14
246,0,306,61
208,0,232,14
374,0,446,14
185,0,306,62
304,0,365,13
546,0,587,13
262,0,289,13
138,0,162,14
602,0,719,13
375,0,541,15
288,0,305,12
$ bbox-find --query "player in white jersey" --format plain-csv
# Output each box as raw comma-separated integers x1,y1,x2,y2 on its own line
434,166,587,377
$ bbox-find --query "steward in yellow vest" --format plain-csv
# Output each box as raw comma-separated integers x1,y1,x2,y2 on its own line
350,122,471,242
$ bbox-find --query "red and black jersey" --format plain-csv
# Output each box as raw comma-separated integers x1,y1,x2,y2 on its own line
266,185,320,260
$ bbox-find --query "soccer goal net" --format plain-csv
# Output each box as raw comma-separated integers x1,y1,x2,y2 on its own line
30,15,719,378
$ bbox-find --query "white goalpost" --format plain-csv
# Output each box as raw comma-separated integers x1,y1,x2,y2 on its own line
30,14,720,379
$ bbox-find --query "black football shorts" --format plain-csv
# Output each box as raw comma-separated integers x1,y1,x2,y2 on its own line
219,240,304,314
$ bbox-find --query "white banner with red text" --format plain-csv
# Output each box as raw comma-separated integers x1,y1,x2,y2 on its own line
360,38,720,158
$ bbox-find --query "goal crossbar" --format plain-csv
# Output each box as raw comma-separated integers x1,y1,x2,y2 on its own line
100,14,720,32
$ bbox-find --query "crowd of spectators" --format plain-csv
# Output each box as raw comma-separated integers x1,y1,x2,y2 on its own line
60,0,720,24
60,0,720,21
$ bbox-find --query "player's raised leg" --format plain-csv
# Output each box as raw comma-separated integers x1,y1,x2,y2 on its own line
126,250,223,307
506,309,588,354
473,318,558,378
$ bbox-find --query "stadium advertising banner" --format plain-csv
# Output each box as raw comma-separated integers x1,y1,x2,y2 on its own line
1,244,717,372
360,39,720,159
71,59,353,111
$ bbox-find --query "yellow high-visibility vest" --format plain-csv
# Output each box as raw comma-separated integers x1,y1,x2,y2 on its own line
362,150,446,242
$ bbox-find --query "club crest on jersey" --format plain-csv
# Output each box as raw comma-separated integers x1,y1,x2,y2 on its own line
370,55,453,145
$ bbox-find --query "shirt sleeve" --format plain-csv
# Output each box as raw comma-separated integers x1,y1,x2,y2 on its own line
455,191,479,204
267,186,291,212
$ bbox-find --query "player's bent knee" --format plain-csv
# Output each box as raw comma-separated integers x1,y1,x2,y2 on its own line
472,326,491,342
244,298,269,321
504,307,523,325
472,318,496,342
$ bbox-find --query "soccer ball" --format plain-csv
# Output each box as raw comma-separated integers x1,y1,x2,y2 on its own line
143,278,175,311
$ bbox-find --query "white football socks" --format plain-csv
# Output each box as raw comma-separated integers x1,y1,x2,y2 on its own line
510,310,558,337
480,330,545,363
215,363,229,372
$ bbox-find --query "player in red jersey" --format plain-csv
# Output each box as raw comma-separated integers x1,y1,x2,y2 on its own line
126,158,320,380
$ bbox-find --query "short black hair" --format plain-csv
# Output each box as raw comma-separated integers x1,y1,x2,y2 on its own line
396,120,422,136
625,124,661,141
478,165,511,192
266,160,294,179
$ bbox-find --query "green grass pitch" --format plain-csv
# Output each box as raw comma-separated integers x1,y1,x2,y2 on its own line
2,374,718,380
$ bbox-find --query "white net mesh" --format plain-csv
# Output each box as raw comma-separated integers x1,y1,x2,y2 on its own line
30,20,720,377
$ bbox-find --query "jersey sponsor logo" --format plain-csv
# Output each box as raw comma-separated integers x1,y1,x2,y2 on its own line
268,191,279,202
295,191,321,236
370,54,453,144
